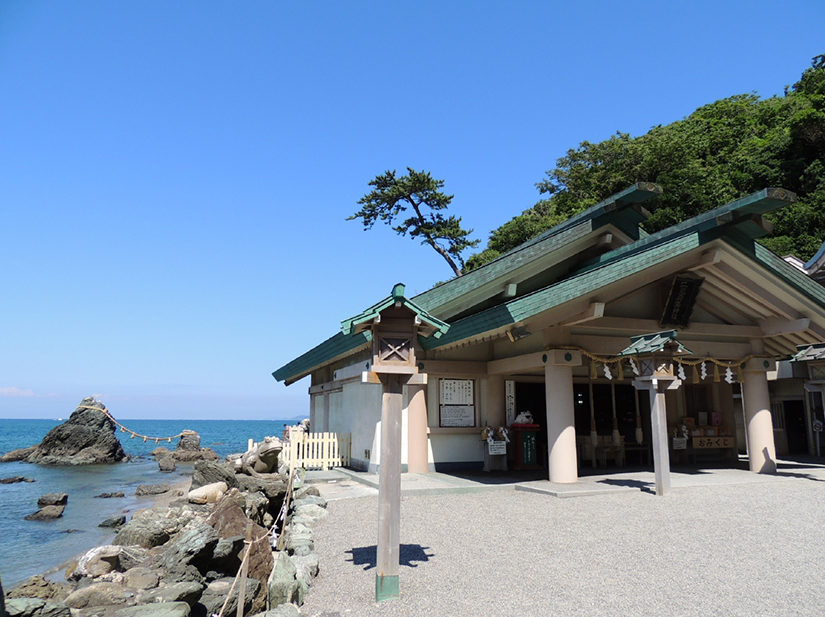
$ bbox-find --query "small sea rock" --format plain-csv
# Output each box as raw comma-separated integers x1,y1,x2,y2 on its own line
158,457,176,472
135,483,170,496
99,514,127,528
95,491,125,498
0,476,35,484
24,505,65,521
37,492,69,507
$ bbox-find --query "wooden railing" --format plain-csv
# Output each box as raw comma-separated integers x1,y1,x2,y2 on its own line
283,432,352,471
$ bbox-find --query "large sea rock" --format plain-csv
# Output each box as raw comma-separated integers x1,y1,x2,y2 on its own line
2,398,126,465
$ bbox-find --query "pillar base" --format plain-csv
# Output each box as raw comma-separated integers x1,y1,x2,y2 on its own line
376,574,399,602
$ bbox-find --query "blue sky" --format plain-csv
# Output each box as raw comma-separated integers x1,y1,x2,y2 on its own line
2,1,823,420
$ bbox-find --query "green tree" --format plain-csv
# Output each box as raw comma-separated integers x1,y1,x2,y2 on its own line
467,55,825,270
349,168,479,277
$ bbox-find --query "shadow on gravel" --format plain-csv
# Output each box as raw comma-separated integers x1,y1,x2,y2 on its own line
597,478,655,494
346,544,434,570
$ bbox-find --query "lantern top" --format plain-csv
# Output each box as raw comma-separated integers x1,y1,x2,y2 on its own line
341,283,450,339
791,342,825,362
617,330,693,357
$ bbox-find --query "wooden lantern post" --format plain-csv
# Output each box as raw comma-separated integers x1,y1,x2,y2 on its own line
620,331,690,496
342,283,448,601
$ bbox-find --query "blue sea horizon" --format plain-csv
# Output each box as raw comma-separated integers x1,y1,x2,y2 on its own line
0,418,292,589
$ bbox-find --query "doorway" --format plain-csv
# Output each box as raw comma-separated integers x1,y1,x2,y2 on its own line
784,400,808,454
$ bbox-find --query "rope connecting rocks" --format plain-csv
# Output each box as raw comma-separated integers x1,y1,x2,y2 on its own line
77,404,187,444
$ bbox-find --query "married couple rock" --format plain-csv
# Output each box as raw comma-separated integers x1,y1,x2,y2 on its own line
0,397,215,466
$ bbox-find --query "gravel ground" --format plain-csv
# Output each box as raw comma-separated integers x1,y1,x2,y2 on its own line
301,467,825,617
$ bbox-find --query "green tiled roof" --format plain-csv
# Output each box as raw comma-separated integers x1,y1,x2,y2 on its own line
272,185,817,383
791,343,825,362
341,283,449,338
272,330,371,385
412,182,661,313
617,330,693,356
420,233,702,349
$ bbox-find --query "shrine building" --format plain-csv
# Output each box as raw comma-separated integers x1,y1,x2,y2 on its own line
273,184,825,482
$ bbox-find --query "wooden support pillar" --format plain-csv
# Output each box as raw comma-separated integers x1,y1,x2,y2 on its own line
407,383,429,473
322,392,330,433
742,358,777,474
633,376,681,496
544,350,581,483
376,374,403,601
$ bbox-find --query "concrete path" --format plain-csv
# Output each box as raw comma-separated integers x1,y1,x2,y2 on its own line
301,457,825,616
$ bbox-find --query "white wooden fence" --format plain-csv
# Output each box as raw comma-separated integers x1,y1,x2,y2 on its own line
283,432,352,471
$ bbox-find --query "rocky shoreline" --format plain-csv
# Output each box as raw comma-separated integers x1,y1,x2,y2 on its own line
2,457,327,617
1,399,326,617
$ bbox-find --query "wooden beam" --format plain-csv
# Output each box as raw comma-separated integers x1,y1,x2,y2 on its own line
759,317,811,337
559,302,605,327
415,360,487,375
487,352,546,375
687,249,723,271
576,316,761,338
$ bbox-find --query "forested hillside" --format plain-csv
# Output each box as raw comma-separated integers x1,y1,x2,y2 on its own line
466,55,825,271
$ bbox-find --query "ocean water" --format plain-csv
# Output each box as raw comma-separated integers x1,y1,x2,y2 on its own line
0,418,290,589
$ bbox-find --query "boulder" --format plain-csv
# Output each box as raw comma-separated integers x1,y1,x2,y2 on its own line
158,564,204,586
113,519,171,549
37,493,68,507
235,476,286,502
135,483,170,497
177,431,201,452
190,461,237,491
113,603,191,617
159,523,219,572
78,545,122,578
123,568,159,591
284,523,314,557
24,505,64,521
187,482,227,505
210,535,244,571
195,577,259,617
244,491,270,526
253,604,302,617
64,582,132,609
0,476,35,484
25,398,126,465
158,458,176,473
292,484,320,499
206,498,273,614
266,552,303,608
7,576,72,602
116,546,150,571
138,581,203,605
99,515,127,528
4,597,72,617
